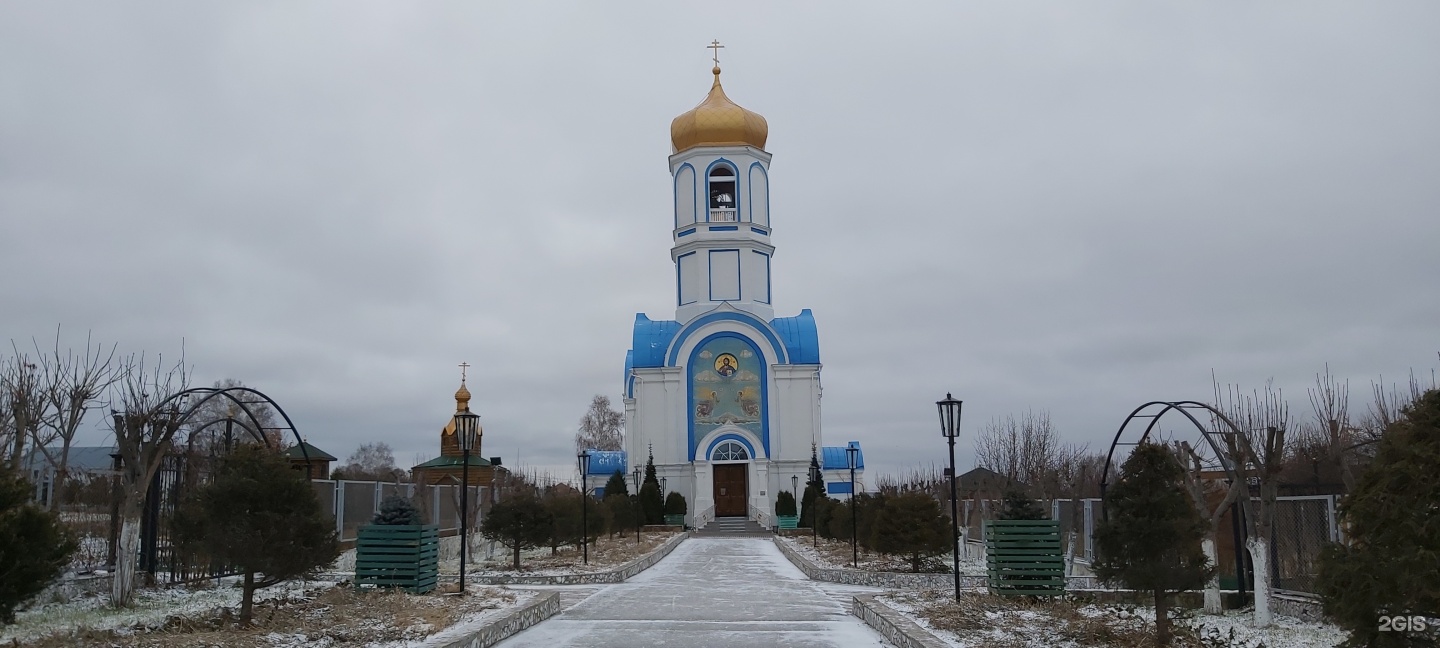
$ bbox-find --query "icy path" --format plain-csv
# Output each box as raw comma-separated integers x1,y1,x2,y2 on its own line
495,537,893,647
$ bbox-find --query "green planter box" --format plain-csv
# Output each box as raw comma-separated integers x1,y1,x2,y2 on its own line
664,513,686,526
776,515,799,530
984,519,1064,597
355,524,439,594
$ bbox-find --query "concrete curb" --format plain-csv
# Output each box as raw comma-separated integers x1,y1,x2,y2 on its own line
463,532,690,585
435,591,561,648
851,595,951,648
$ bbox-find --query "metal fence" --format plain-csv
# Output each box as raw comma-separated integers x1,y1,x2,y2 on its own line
948,494,1339,595
311,480,492,543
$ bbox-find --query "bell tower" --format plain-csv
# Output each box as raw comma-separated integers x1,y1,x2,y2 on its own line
668,48,775,324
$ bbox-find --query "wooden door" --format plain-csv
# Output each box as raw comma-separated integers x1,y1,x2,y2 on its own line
713,464,749,517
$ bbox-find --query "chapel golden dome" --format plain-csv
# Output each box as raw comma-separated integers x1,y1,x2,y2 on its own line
454,381,472,410
670,67,768,153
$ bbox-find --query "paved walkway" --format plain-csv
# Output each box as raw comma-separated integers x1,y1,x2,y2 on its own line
495,537,892,647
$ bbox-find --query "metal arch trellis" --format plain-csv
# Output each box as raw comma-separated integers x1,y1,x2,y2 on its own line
152,386,311,464
1100,400,1251,535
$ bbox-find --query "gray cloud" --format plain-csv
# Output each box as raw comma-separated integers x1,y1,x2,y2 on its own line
3,2,1436,482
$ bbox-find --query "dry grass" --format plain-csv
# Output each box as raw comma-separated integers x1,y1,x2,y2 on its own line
469,531,678,573
887,590,1207,648
799,536,955,573
17,583,522,648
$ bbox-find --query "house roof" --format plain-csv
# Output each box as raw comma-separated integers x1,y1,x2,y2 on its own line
956,466,1030,492
411,454,492,470
23,446,117,473
283,442,337,462
820,442,864,470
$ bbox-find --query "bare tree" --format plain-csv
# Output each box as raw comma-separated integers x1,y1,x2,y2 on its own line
1212,379,1289,628
575,395,624,453
3,345,50,471
335,442,403,482
109,351,191,608
974,409,1065,495
34,330,119,510
1174,440,1245,613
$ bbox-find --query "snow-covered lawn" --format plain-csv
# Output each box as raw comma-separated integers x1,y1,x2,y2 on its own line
2,578,533,647
881,590,1347,648
779,535,987,575
456,530,680,576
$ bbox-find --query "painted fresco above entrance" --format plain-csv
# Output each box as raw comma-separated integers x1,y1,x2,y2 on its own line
691,336,764,456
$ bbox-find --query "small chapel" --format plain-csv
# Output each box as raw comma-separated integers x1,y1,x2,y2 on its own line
411,377,503,487
606,49,864,528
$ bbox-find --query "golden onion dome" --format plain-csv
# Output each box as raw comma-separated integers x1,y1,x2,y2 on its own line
454,381,471,410
670,67,768,153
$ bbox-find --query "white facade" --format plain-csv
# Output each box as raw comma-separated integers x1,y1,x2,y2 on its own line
619,79,840,529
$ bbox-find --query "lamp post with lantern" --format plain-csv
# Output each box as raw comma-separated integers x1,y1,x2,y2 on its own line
631,467,643,543
936,392,964,602
577,450,591,564
846,445,859,568
453,408,480,594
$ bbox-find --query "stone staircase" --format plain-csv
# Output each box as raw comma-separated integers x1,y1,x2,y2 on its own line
694,516,770,537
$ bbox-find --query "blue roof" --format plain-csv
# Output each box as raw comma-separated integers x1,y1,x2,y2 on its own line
623,349,634,388
630,314,681,369
770,309,821,364
821,442,864,470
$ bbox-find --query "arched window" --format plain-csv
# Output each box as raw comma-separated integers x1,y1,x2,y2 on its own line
708,166,737,222
712,440,749,461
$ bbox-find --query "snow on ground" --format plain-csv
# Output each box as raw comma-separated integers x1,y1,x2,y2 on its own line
2,578,534,648
452,531,679,577
779,535,987,575
882,590,1347,648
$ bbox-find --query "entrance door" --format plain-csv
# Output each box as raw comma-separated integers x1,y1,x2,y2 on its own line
713,463,748,517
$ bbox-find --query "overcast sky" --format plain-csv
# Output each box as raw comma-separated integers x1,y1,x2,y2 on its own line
3,2,1437,484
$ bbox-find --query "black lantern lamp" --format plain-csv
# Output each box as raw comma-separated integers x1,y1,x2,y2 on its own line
632,467,643,543
936,392,964,602
846,444,859,568
453,408,480,593
577,450,591,564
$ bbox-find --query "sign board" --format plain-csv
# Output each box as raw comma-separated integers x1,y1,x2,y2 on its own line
585,450,627,477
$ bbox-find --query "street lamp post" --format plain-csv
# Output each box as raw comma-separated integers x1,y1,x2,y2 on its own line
937,393,964,603
631,467,642,544
453,409,480,594
578,450,591,564
847,445,859,568
809,460,821,549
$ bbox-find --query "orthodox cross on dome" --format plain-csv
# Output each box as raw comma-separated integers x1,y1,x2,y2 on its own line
708,39,724,67
458,361,470,383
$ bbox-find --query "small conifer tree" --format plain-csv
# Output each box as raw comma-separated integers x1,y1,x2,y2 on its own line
998,489,1047,520
1093,442,1212,647
372,495,422,526
542,489,582,554
604,493,636,537
775,491,798,517
0,468,77,624
639,449,664,524
480,490,553,570
664,491,687,516
172,445,339,624
1316,389,1440,648
871,492,950,572
602,470,628,498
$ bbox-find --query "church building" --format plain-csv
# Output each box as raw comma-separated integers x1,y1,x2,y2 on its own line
613,56,864,529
